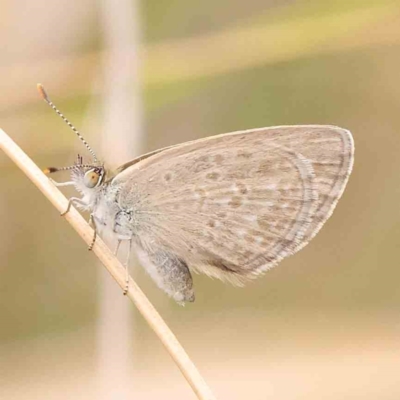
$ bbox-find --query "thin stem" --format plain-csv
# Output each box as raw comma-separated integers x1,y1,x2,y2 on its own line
0,128,217,400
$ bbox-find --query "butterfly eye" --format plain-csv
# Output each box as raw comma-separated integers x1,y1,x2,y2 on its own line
84,169,102,188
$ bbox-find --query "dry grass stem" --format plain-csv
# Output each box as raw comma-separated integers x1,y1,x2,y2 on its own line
0,128,217,400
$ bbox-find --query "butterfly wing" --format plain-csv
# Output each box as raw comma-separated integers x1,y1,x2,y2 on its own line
112,125,353,283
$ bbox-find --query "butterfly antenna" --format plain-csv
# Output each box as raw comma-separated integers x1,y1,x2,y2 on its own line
43,165,76,174
37,83,98,163
43,164,97,174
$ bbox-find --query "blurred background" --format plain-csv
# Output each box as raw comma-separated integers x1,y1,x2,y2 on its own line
1,0,400,399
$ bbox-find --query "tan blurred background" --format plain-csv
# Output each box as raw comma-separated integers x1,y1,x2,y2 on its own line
1,0,400,399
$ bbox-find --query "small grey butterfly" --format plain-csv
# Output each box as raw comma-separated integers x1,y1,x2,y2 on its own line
38,84,354,304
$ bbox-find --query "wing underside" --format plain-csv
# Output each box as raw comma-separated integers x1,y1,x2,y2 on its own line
112,125,354,283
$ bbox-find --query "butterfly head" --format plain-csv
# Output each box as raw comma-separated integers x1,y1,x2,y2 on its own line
82,166,106,189
70,154,107,190
44,154,107,195
38,84,108,192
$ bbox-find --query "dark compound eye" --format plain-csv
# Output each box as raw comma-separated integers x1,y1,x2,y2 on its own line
84,169,101,188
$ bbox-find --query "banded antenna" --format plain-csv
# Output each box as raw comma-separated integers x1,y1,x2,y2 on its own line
37,84,98,163
43,164,98,174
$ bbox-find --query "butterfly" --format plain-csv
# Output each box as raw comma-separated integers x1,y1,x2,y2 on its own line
38,84,354,304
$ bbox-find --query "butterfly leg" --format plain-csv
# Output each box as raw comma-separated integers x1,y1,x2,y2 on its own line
88,213,97,251
49,178,75,187
61,197,86,216
113,210,135,294
114,239,122,256
112,238,133,295
137,248,195,304
123,239,133,295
